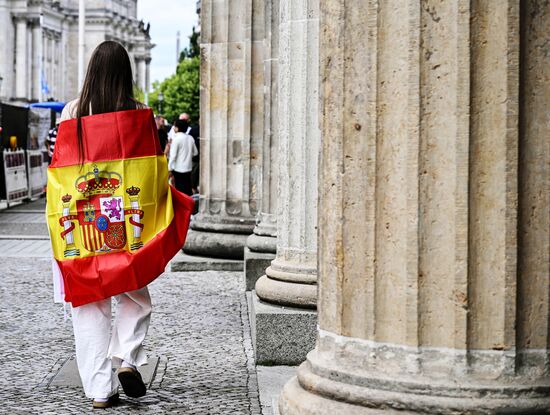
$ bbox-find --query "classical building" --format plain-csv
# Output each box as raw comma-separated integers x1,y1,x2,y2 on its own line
199,0,550,413
0,0,153,104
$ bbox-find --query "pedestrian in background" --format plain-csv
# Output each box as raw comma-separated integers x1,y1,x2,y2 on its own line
168,118,197,196
155,115,168,152
180,113,200,194
45,121,59,164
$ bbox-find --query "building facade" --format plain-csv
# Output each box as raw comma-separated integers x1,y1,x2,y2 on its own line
0,0,153,104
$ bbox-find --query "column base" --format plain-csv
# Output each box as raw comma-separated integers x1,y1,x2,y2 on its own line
255,274,317,308
183,214,255,259
183,228,250,259
246,233,277,253
279,331,550,414
244,247,275,290
249,290,317,366
280,376,405,415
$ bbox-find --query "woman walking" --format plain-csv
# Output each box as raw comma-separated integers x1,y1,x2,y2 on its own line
47,41,193,409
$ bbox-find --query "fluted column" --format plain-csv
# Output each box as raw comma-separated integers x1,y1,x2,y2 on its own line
14,15,28,100
280,1,550,413
255,0,320,308
136,58,146,92
49,35,55,98
145,59,150,95
31,19,42,101
244,0,279,288
184,0,264,259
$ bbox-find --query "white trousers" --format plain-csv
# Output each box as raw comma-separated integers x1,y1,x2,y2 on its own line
71,287,152,399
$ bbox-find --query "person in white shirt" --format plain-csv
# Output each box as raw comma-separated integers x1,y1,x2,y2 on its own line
164,112,190,158
168,119,198,196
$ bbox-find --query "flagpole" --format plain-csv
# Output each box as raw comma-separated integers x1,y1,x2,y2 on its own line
78,0,85,89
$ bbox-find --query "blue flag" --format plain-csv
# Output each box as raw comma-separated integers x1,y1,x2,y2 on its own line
41,71,50,95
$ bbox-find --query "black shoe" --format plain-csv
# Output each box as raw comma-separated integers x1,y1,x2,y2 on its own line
117,367,146,398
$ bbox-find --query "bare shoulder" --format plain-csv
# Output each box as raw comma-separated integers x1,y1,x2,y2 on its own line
60,99,78,122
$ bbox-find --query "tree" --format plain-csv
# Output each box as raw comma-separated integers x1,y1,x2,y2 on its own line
180,26,200,60
149,27,200,123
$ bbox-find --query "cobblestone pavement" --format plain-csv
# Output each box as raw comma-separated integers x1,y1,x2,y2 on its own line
0,201,261,414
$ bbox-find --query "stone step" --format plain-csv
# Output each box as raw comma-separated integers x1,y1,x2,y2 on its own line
170,252,244,272
0,222,49,236
48,356,161,388
0,234,50,240
256,366,297,415
0,238,52,257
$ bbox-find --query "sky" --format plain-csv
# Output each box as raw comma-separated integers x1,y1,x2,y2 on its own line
137,0,199,87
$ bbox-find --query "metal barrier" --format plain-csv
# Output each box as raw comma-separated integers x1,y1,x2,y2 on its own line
3,148,28,204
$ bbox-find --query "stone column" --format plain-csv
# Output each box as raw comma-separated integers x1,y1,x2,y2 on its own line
183,0,264,259
252,0,320,365
244,0,279,290
42,31,48,97
136,58,146,92
280,1,550,413
31,19,43,101
14,15,28,100
54,35,61,100
145,59,150,94
49,35,55,98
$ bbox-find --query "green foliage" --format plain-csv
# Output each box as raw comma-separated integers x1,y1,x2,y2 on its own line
180,26,200,60
133,85,145,103
149,26,201,122
149,56,200,123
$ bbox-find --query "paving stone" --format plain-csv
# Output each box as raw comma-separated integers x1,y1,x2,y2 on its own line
256,366,297,415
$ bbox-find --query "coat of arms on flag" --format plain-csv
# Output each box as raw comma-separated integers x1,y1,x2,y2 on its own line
58,165,144,256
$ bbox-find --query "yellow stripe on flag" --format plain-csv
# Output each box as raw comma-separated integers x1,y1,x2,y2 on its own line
46,155,173,261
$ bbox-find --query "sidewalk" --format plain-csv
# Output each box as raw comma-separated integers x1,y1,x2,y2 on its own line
0,199,263,414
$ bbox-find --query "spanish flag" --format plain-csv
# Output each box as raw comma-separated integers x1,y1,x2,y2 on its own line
46,109,193,307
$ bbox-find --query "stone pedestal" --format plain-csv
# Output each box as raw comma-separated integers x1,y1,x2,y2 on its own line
249,291,317,366
245,213,276,290
252,0,320,364
184,0,265,259
280,1,550,414
244,247,275,291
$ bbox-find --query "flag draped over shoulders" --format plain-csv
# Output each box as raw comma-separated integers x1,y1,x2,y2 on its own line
47,108,194,307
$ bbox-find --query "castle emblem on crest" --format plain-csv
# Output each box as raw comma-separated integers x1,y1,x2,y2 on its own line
58,165,145,257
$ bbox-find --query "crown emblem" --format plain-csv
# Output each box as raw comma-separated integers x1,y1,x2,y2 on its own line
75,165,122,196
61,194,72,203
126,186,141,196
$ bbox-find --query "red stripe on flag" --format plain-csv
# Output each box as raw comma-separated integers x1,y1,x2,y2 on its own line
50,109,162,168
92,227,99,251
57,187,194,307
